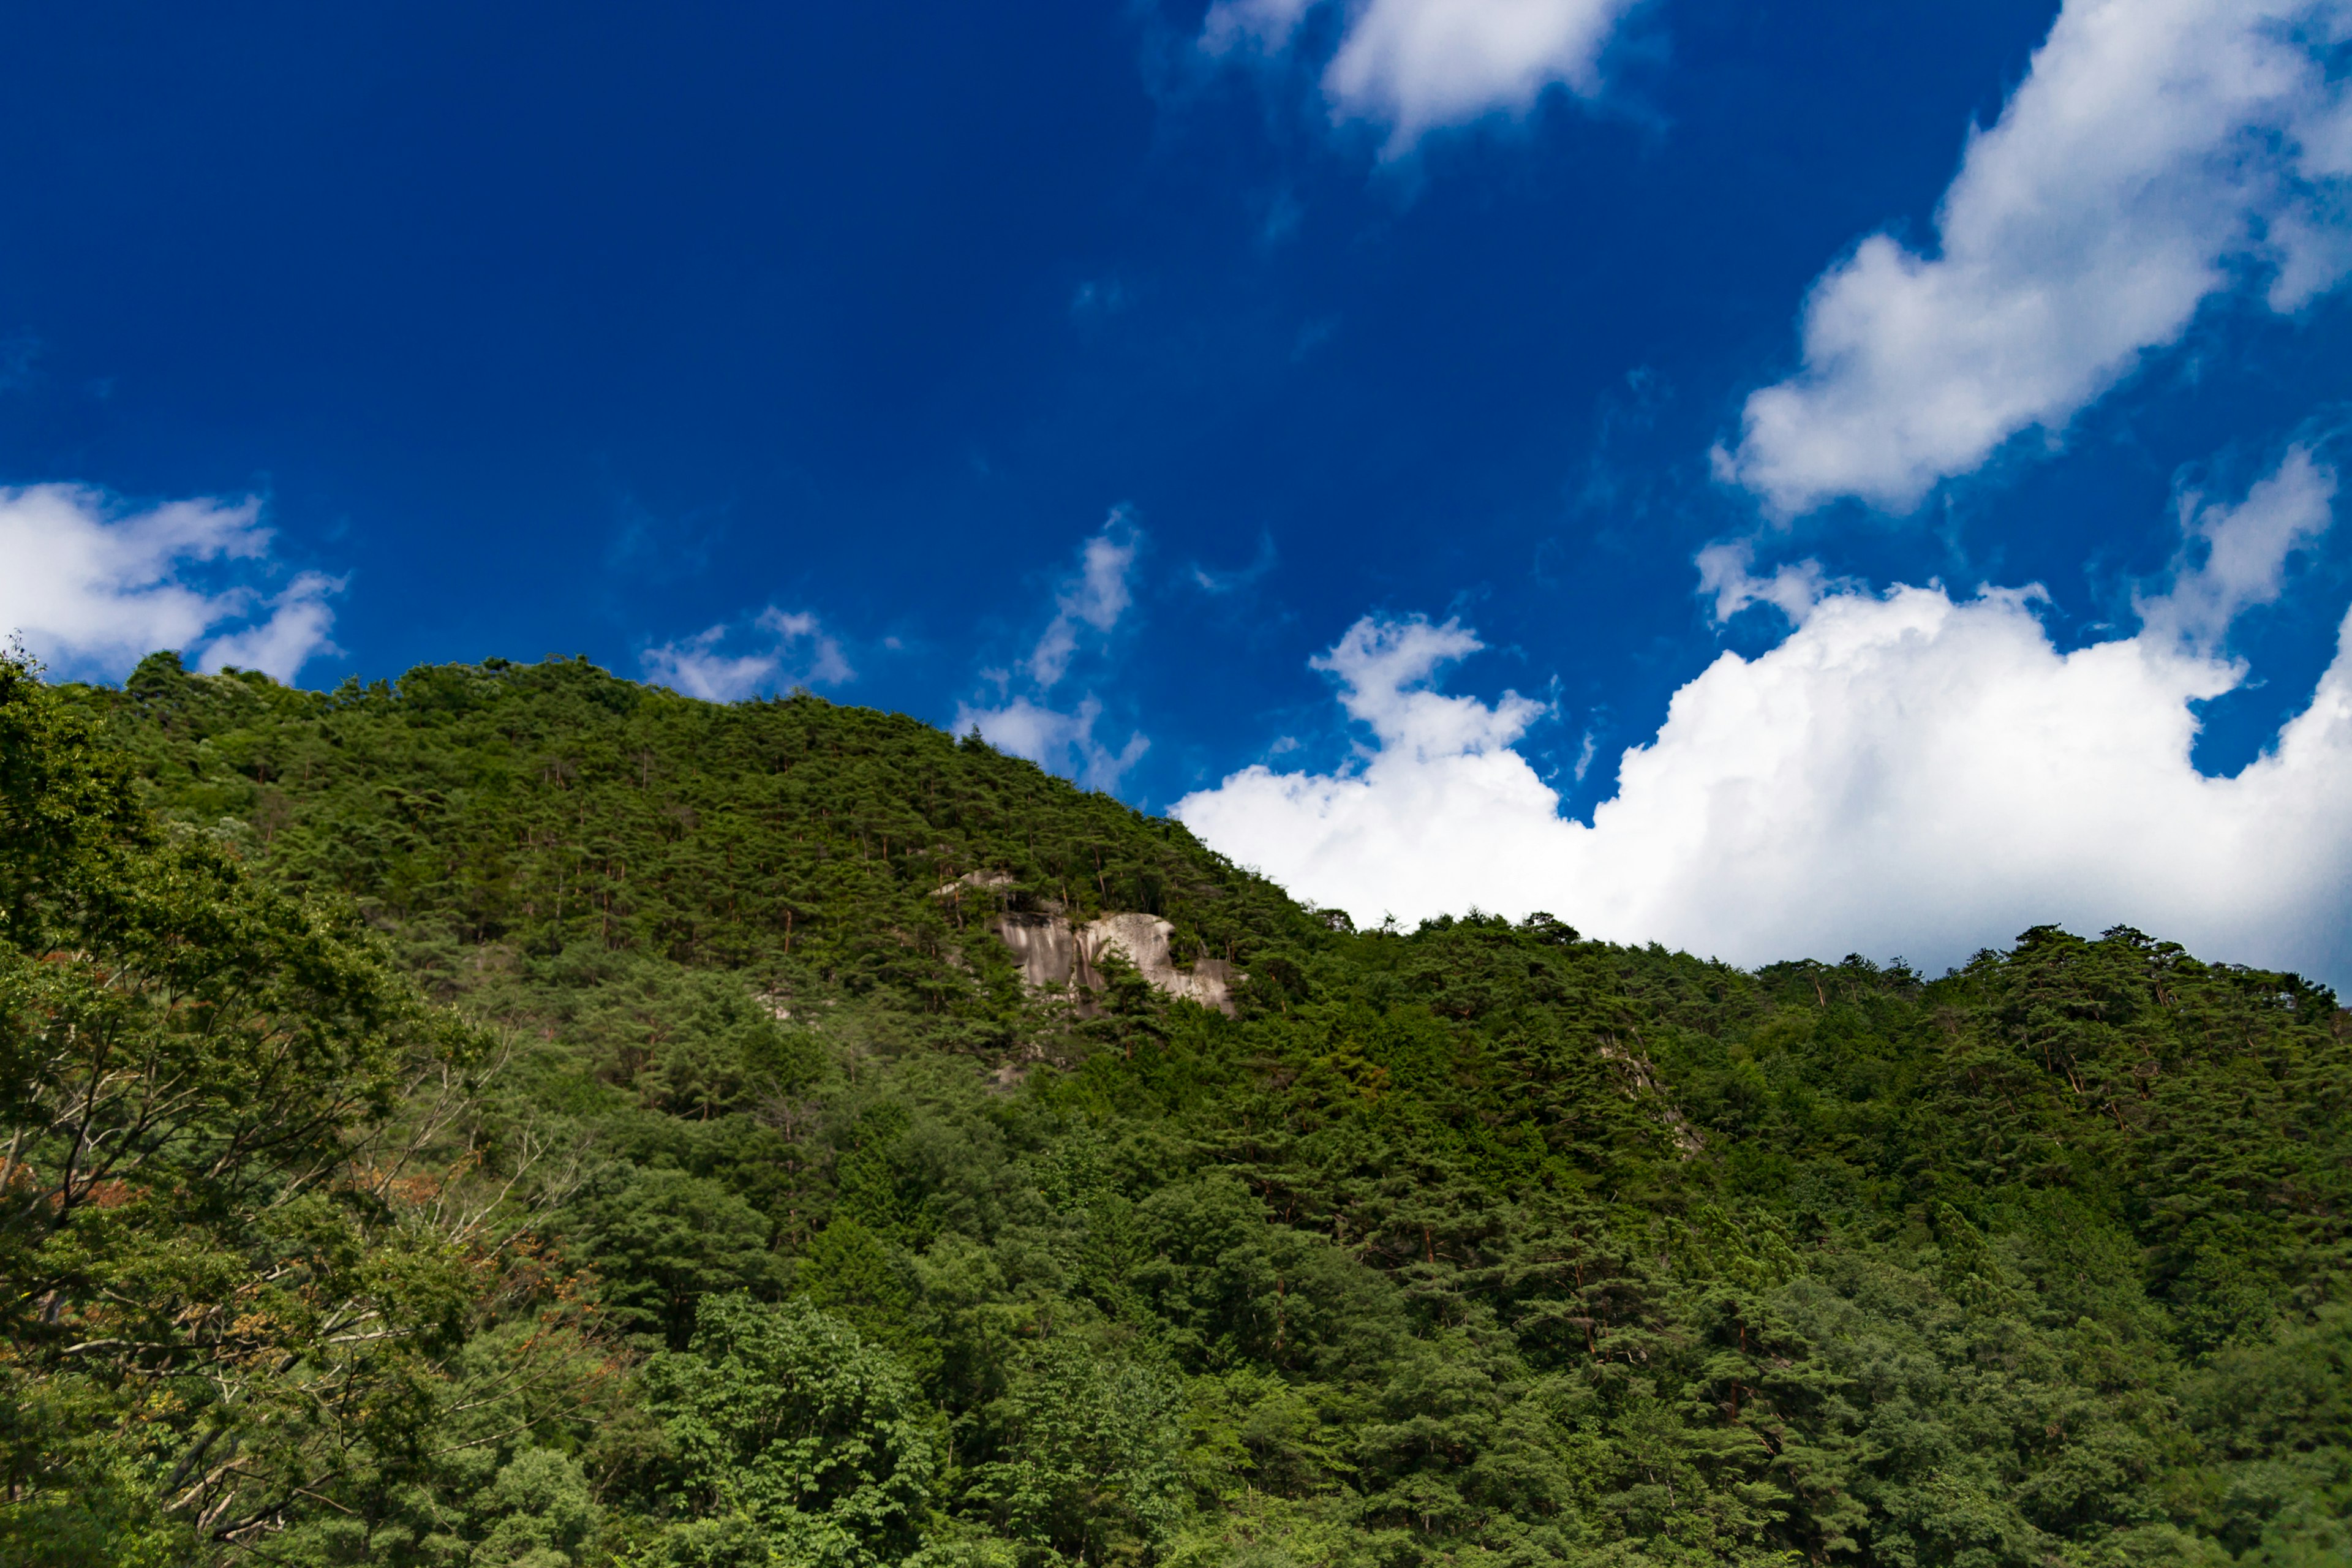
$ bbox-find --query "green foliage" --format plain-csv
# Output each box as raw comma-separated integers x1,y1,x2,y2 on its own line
571,1169,783,1350
6,651,2348,1566
93,650,1310,1006
963,1336,1187,1564
641,1294,937,1567
0,654,605,1563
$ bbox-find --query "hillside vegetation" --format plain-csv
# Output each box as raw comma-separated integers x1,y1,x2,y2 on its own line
4,650,2348,1568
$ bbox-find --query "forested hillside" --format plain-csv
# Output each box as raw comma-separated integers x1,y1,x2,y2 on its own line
6,650,2348,1568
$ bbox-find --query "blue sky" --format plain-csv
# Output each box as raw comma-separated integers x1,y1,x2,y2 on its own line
6,0,2352,983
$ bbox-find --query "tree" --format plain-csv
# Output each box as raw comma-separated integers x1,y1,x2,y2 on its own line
640,1294,938,1567
0,652,549,1559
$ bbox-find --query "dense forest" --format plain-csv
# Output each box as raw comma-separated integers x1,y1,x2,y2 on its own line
4,648,2347,1568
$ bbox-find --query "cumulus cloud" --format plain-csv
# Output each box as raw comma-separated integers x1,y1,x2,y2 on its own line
0,484,341,682
1725,0,2352,516
641,607,853,702
1202,0,1638,151
1313,614,1548,758
1178,450,2352,987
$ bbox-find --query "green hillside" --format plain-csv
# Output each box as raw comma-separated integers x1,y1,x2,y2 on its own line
5,650,2348,1568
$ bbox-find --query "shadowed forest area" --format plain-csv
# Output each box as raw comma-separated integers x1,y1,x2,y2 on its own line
4,650,2348,1568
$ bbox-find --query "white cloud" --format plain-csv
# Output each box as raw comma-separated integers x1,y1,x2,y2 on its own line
759,608,856,684
2137,443,2335,650
953,513,1151,791
1725,0,2352,516
1695,540,1844,623
1028,513,1139,689
1178,450,2352,987
1313,614,1548,758
641,606,852,702
199,573,346,680
0,484,341,682
1202,0,1638,152
954,695,1150,791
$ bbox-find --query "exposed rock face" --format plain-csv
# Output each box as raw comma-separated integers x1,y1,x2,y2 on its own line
1085,913,1240,1013
932,869,1016,900
995,912,1082,992
991,910,1239,1017
1596,1034,1706,1159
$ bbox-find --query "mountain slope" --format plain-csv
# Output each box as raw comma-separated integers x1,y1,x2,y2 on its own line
5,652,2348,1568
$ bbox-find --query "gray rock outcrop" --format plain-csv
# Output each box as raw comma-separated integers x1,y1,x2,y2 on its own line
992,909,1239,1016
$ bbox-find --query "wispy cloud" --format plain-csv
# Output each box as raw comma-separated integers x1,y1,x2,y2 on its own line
0,334,38,394
641,607,853,702
1694,540,1846,624
954,694,1151,791
957,511,1150,791
1724,0,2352,516
1189,532,1279,595
2136,443,2336,653
1202,0,1640,154
606,493,726,583
200,573,347,680
1070,278,1133,318
1180,445,2352,986
1025,510,1140,690
0,484,342,682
